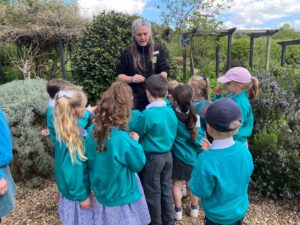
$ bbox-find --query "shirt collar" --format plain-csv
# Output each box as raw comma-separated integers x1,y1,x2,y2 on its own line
79,127,87,137
210,137,235,150
48,98,56,107
146,100,166,109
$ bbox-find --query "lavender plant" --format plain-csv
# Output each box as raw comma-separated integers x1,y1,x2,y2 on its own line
250,71,300,199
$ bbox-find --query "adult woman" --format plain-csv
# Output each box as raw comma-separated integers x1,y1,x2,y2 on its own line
116,18,170,111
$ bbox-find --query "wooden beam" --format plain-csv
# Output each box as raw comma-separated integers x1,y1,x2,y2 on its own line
216,43,220,78
280,45,286,66
0,63,4,84
265,35,271,72
183,45,187,81
278,39,300,45
227,32,233,70
190,37,194,77
249,36,254,68
57,37,66,79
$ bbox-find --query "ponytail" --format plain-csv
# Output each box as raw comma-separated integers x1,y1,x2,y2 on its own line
248,76,259,100
203,76,211,100
187,102,198,142
54,89,87,164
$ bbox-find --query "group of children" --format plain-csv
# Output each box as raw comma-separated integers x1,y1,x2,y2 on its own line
0,66,259,225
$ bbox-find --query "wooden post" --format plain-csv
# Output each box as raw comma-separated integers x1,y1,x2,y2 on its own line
183,45,187,81
57,37,66,79
249,36,254,68
190,37,194,77
216,42,220,78
227,32,233,70
280,44,286,66
0,63,4,84
265,35,271,73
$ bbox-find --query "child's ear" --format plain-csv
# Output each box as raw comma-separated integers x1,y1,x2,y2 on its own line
146,90,150,97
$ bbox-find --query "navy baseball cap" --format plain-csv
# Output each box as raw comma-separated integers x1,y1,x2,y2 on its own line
205,98,242,132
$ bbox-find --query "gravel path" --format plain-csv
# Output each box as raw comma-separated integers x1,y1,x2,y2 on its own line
2,180,300,225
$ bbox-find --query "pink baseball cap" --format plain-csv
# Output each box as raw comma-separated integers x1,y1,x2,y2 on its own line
218,67,252,84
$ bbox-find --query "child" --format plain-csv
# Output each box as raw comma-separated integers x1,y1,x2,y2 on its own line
165,79,180,107
0,108,17,223
131,74,178,225
187,75,211,131
54,87,93,225
45,78,73,143
171,85,207,221
217,67,259,145
190,98,254,225
45,78,94,144
84,82,150,225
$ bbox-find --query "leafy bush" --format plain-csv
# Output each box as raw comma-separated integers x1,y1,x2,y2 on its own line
0,79,53,187
71,11,137,102
249,71,300,199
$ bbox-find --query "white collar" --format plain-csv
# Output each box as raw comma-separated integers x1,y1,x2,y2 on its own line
48,98,56,107
210,137,235,150
146,100,166,109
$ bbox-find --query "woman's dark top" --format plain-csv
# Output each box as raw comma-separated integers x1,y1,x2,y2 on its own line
116,43,169,111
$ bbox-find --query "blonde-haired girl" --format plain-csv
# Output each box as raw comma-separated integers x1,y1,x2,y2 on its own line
85,82,150,225
54,87,93,225
218,67,259,146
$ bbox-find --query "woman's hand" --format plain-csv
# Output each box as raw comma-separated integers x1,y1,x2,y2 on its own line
0,178,8,195
80,197,92,209
131,74,145,83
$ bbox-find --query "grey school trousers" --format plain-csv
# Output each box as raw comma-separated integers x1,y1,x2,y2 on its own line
141,151,175,225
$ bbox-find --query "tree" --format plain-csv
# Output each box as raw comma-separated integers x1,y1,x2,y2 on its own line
159,0,231,31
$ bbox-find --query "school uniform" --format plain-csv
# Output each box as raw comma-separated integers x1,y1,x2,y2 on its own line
54,128,93,225
131,101,178,225
194,99,210,131
0,109,16,219
172,110,205,180
190,138,254,225
85,125,150,225
46,98,91,145
231,90,254,144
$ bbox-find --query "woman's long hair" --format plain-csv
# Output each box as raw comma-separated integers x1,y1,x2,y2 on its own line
131,18,155,74
54,87,87,164
93,82,133,151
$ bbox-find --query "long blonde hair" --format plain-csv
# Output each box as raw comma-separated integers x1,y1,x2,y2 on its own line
54,87,87,164
187,75,210,100
247,76,259,100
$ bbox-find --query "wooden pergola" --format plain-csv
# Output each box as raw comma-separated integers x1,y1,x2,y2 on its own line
182,28,278,78
277,39,300,66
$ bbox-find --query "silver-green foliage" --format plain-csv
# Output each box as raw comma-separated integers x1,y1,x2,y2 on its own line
0,79,53,186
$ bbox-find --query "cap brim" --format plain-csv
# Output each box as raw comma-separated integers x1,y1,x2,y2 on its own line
217,75,231,83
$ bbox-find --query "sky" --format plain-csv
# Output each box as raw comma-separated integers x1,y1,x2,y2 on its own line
65,0,300,30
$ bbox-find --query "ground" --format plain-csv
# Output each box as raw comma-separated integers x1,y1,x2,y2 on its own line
2,180,300,225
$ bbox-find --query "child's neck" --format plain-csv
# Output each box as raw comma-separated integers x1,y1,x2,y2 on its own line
148,97,165,103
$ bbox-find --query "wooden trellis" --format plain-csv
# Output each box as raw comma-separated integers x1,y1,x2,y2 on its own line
182,28,278,78
277,39,300,66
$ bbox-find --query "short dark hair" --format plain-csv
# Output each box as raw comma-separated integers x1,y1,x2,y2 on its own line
145,75,168,98
46,78,72,98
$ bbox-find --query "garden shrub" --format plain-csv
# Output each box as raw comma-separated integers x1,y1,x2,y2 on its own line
71,11,137,102
0,79,53,187
249,71,300,199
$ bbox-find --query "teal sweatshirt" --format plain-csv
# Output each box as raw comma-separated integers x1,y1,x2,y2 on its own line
172,120,205,166
130,103,178,154
195,99,208,131
231,90,254,143
190,141,254,224
0,109,13,179
85,126,146,207
54,138,90,202
47,104,91,145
